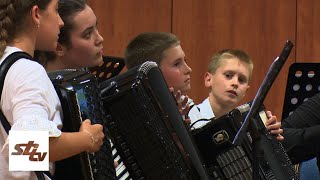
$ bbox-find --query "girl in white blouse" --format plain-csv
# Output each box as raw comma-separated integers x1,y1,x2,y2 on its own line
0,1,104,179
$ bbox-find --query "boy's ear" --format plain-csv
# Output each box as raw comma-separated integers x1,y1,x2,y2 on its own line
204,72,213,88
30,5,41,27
246,85,250,92
55,43,65,57
243,85,250,97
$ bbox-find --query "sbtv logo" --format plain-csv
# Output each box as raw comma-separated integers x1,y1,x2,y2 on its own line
9,131,49,171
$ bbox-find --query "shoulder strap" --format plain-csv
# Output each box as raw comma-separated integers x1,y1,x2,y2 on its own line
0,52,32,97
0,52,51,180
0,51,32,134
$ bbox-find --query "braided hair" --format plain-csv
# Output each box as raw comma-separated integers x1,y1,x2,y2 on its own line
0,0,52,57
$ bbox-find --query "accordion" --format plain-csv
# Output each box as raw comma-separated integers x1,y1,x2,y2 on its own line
48,70,116,180
100,61,209,180
191,103,298,180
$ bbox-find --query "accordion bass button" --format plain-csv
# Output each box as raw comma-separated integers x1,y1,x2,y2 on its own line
133,170,143,178
123,149,131,157
127,156,134,163
131,163,139,171
120,142,127,149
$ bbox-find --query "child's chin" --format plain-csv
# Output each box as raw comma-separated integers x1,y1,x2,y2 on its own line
181,89,191,95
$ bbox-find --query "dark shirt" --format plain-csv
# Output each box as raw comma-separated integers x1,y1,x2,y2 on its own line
282,93,320,169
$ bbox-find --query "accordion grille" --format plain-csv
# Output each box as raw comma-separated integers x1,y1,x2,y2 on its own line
52,71,116,180
105,82,195,179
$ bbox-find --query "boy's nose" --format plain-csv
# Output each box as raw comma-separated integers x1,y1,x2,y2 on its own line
231,78,239,87
185,63,192,74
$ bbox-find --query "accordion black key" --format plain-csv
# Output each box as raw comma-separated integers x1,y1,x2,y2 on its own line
100,61,209,180
191,103,298,180
48,70,116,180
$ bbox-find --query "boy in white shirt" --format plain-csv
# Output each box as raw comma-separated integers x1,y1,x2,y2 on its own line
188,49,283,140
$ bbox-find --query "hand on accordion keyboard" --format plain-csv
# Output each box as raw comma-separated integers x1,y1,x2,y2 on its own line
265,111,284,141
80,119,105,152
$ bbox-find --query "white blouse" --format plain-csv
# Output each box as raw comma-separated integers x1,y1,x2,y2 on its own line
0,46,62,180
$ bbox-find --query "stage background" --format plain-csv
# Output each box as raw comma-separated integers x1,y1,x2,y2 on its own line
88,0,320,119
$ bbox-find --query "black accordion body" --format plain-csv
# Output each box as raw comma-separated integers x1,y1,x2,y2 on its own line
191,103,298,180
48,70,116,180
100,62,209,180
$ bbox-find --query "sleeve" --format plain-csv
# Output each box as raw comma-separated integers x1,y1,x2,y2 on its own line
188,105,201,124
282,93,320,163
3,59,62,137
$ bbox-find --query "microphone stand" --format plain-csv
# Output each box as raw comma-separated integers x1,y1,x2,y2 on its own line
233,40,295,179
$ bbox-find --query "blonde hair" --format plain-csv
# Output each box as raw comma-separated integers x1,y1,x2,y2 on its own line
208,49,253,81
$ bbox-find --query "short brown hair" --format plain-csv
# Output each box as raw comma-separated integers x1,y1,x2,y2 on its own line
124,32,180,69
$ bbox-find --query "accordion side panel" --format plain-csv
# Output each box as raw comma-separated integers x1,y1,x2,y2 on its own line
101,62,207,179
49,70,116,180
191,111,258,179
106,85,192,179
191,105,296,180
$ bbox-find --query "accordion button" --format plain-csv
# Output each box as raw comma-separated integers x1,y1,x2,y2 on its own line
131,163,139,170
127,156,134,163
123,149,131,157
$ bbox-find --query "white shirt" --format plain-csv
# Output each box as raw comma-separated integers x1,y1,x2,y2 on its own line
188,97,215,129
0,46,62,180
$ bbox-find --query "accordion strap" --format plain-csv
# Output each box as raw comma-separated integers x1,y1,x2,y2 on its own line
0,52,51,180
0,51,32,133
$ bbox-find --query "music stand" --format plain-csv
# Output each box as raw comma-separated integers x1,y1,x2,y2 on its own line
89,56,125,83
281,63,320,179
282,63,320,119
233,40,298,179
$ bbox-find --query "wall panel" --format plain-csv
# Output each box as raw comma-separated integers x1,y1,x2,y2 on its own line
297,0,320,62
173,0,296,117
89,0,320,119
88,0,172,57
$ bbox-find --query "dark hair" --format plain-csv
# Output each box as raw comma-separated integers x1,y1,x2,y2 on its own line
124,32,180,69
0,0,52,57
35,0,87,67
58,0,86,48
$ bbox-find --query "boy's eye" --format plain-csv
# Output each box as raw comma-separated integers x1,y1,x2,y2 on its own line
225,73,232,79
239,77,248,84
174,61,181,67
83,31,92,39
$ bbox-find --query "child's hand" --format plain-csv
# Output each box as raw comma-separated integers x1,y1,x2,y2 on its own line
169,87,191,124
114,160,118,168
80,119,105,152
265,111,284,141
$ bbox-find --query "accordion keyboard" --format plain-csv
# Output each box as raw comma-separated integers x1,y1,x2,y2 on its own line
216,146,252,179
110,140,131,180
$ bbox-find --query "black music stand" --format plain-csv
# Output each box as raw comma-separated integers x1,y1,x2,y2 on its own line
282,63,320,180
233,40,298,180
89,56,126,83
282,63,320,119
